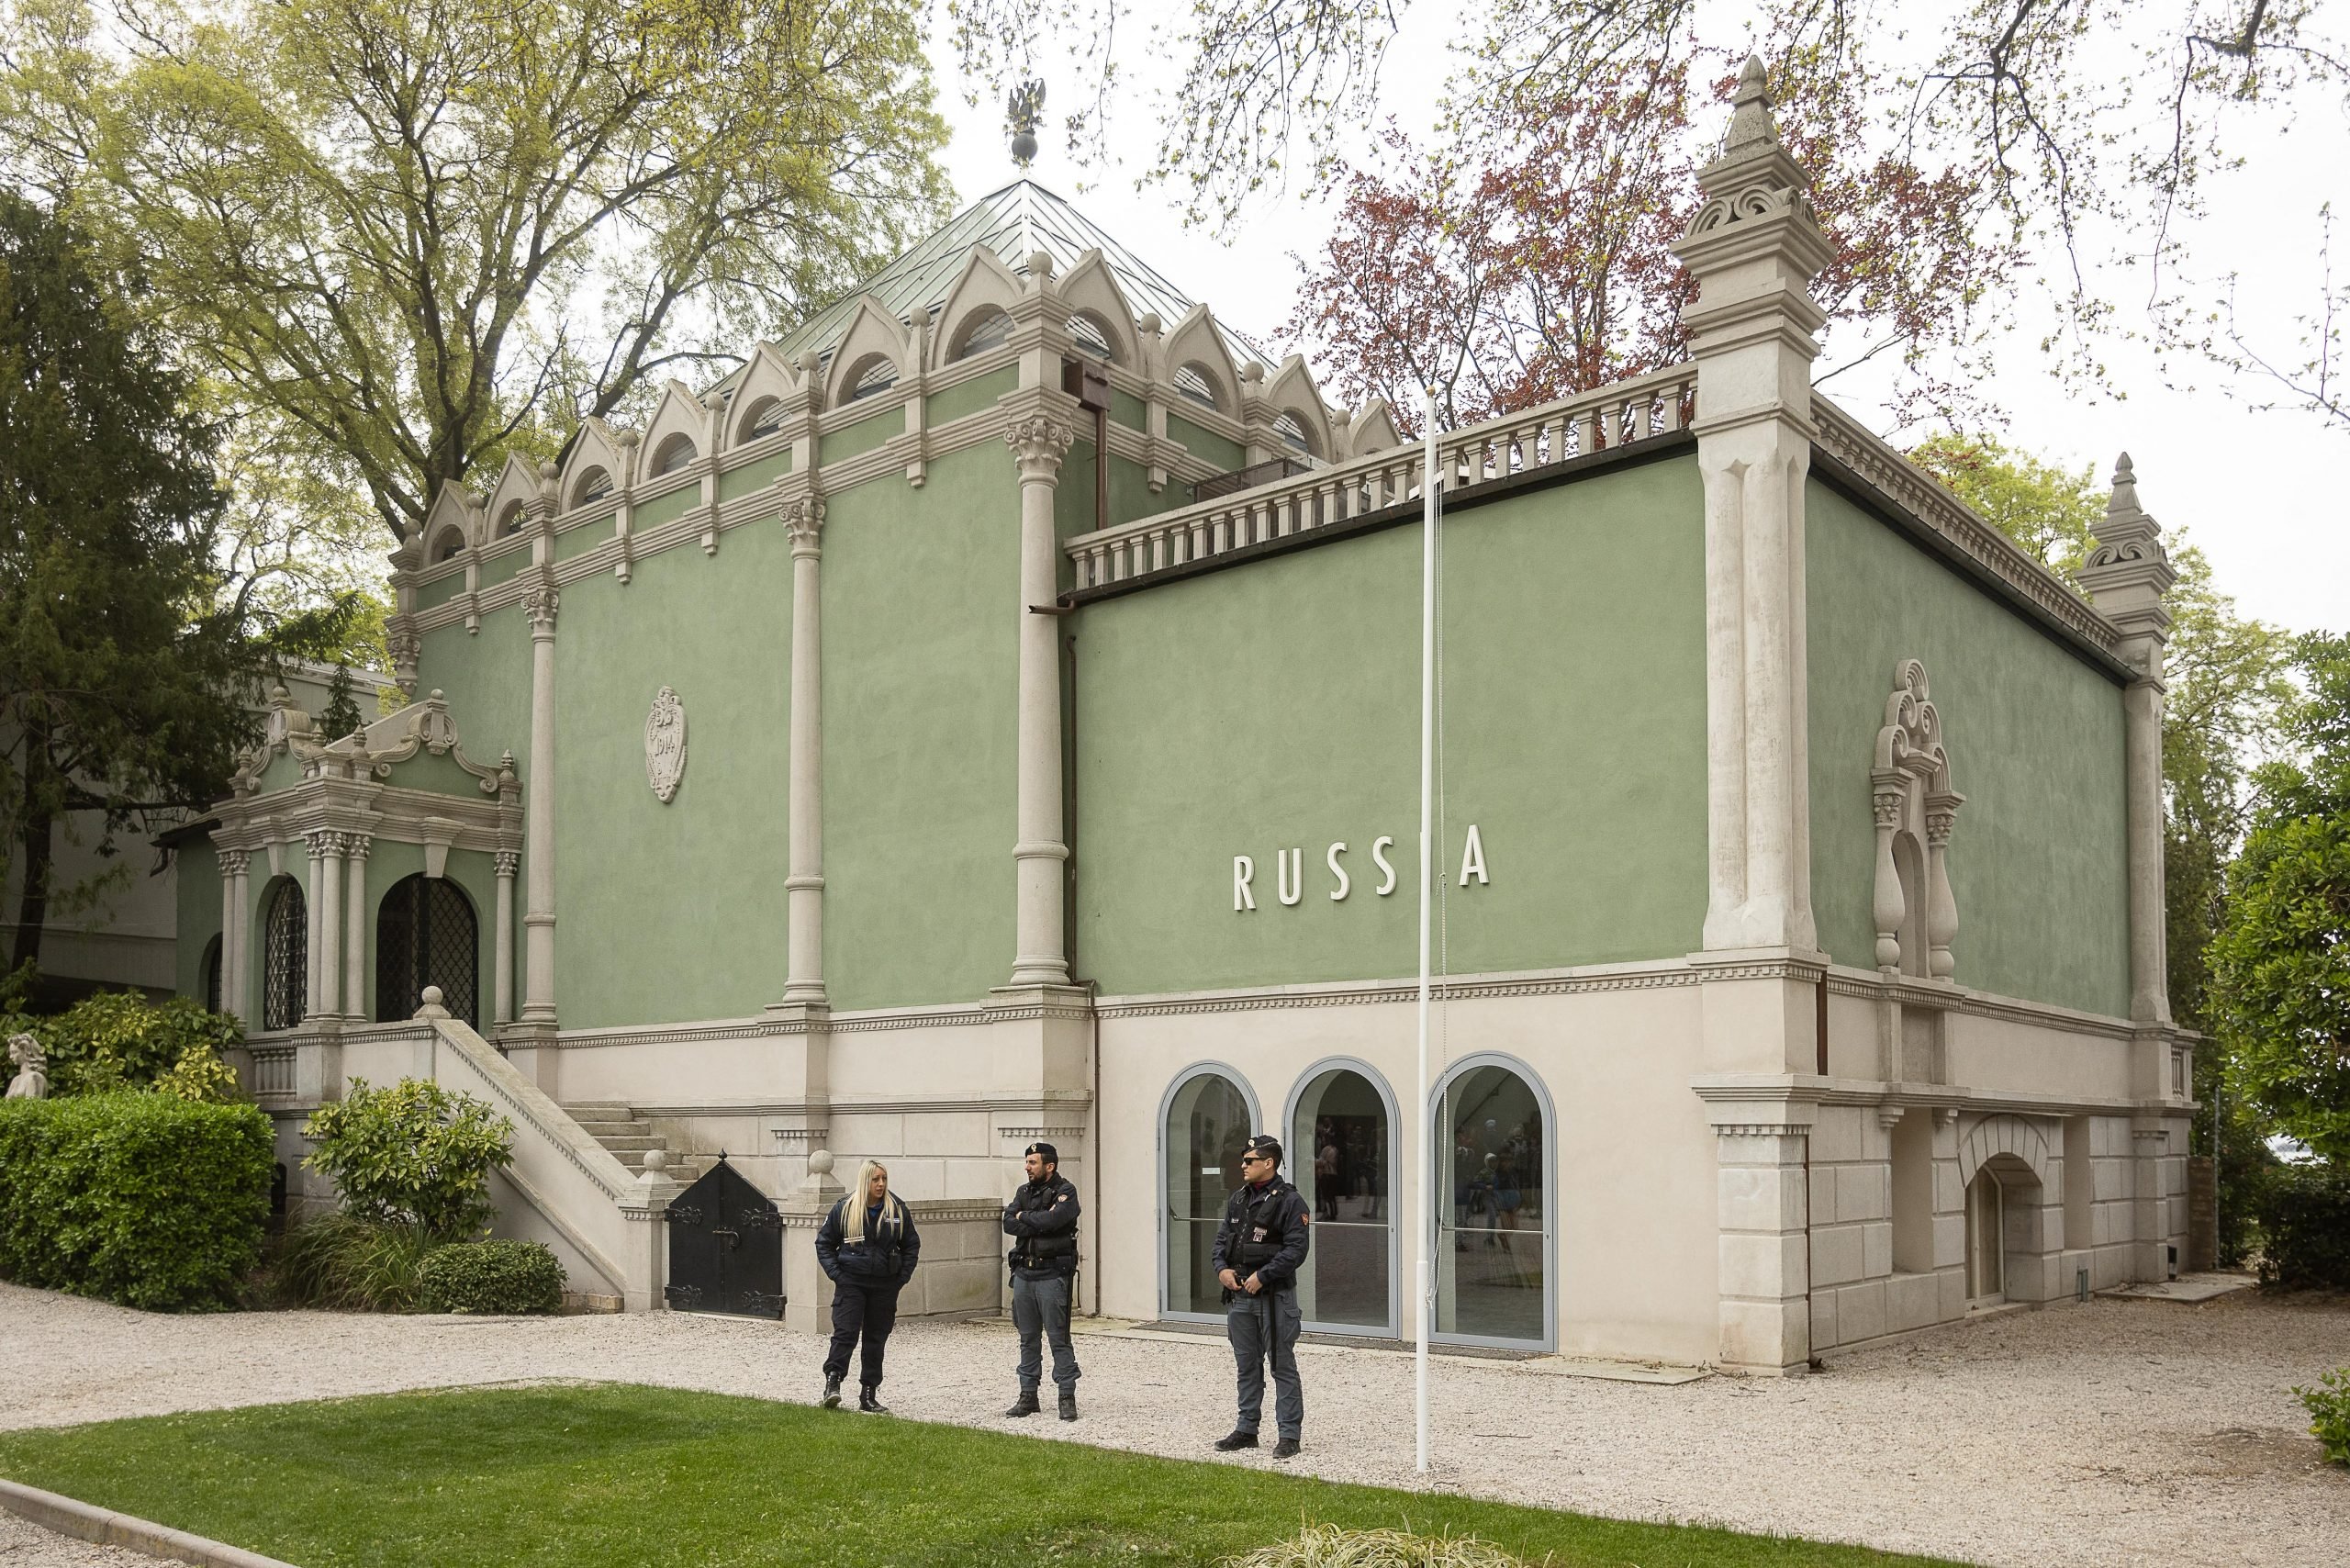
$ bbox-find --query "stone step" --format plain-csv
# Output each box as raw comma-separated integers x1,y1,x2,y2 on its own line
561,1101,634,1116
587,1134,665,1152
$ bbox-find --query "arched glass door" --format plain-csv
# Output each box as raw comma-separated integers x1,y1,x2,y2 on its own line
1289,1064,1394,1334
1434,1058,1550,1348
1162,1068,1255,1320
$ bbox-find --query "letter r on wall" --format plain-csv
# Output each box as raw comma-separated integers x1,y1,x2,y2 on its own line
1234,856,1256,912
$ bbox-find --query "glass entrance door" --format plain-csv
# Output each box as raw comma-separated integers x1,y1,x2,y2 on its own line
1163,1071,1253,1317
1289,1065,1393,1334
1435,1061,1549,1347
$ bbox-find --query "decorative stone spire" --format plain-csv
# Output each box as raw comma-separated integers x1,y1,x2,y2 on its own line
2076,452,2177,645
1722,54,1780,155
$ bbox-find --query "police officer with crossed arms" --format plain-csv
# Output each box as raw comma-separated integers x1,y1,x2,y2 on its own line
1002,1139,1082,1420
1211,1133,1312,1458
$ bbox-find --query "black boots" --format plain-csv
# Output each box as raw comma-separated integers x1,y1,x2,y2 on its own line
821,1374,842,1409
1058,1388,1078,1422
858,1386,889,1414
1271,1437,1301,1460
1213,1429,1258,1451
1005,1389,1041,1418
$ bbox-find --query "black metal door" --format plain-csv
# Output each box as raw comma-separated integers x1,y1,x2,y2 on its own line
664,1155,784,1317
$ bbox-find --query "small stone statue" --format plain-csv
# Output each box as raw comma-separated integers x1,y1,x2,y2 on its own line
6,1033,48,1100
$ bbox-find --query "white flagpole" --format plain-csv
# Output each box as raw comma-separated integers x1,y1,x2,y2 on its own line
1415,389,1438,1475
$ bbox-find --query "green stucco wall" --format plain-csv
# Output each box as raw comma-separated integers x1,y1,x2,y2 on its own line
414,571,464,610
480,546,526,587
551,506,793,1027
1169,414,1244,474
717,450,792,502
819,443,1021,1010
1806,479,2132,1017
1070,455,1710,994
633,483,699,531
926,367,1016,428
820,407,901,465
555,517,612,562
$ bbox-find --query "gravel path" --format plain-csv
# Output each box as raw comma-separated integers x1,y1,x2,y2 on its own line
0,1282,2341,1567
0,1513,154,1568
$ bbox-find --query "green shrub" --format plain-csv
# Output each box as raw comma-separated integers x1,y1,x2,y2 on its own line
2255,1163,2350,1289
0,1092,272,1309
279,1212,435,1312
418,1239,564,1315
2300,1369,2350,1467
21,991,243,1100
304,1078,512,1239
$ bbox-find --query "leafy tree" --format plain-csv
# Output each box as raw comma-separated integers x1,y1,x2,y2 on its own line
2209,631,2350,1165
947,1,2344,418
318,662,363,744
0,190,264,972
1908,434,2104,579
1288,52,2006,431
2,0,949,542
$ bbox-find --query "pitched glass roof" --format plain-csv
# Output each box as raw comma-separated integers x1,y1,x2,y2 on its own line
767,180,1268,371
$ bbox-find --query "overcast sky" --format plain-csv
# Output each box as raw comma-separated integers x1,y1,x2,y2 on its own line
920,7,2346,639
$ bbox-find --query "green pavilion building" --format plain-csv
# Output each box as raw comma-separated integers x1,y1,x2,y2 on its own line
177,68,2194,1372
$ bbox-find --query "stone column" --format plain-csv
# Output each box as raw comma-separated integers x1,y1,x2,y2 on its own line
316,833,344,1022
520,570,561,1026
342,835,369,1018
1004,413,1075,987
494,850,519,1025
1707,1105,1816,1373
218,849,249,1020
1671,56,1833,958
302,832,329,1021
782,493,829,1004
2075,455,2177,1025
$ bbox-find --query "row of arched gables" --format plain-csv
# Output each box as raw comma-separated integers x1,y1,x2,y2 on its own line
203,873,479,1035
414,243,1402,565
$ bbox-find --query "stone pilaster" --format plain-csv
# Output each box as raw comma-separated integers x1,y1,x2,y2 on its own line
342,834,369,1017
520,568,561,1029
1672,55,1833,958
493,849,519,1025
781,492,828,1005
779,1148,847,1336
217,849,249,1022
1005,412,1075,988
1707,1103,1816,1373
301,831,329,1022
2076,455,2177,1025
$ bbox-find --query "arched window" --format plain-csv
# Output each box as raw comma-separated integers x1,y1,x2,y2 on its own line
649,433,697,477
1272,410,1314,455
1174,362,1221,410
1287,1061,1396,1334
201,934,223,1014
1161,1065,1259,1320
261,878,308,1031
376,873,478,1028
432,528,466,564
496,500,525,536
1433,1055,1553,1349
742,398,785,442
572,466,613,509
844,355,899,403
1066,312,1115,362
953,308,1013,360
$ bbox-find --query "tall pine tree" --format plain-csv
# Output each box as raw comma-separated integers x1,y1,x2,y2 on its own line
0,191,254,974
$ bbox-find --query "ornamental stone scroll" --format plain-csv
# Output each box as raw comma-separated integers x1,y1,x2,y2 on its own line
1871,659,1964,980
645,686,688,803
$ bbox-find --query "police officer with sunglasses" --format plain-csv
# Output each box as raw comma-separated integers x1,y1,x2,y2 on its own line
1210,1133,1312,1458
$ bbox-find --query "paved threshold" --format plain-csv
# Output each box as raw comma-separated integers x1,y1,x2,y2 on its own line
0,1476,297,1568
2104,1271,2259,1305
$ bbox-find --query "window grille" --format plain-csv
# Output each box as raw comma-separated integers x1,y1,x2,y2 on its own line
263,879,308,1031
650,434,697,476
375,874,478,1028
1174,363,1220,409
202,935,223,1014
744,398,785,440
954,309,1013,360
845,356,899,402
1066,313,1113,362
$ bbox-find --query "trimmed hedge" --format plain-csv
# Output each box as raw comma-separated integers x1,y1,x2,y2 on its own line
418,1239,564,1315
0,1092,273,1310
2257,1163,2350,1289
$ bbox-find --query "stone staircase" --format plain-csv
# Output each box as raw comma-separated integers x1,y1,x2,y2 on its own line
561,1102,711,1186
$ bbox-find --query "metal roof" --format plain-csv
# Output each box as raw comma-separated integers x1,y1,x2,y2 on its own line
766,180,1268,373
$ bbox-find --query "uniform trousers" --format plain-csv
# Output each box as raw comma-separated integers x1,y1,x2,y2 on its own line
1225,1287,1304,1439
824,1280,901,1390
1011,1272,1081,1391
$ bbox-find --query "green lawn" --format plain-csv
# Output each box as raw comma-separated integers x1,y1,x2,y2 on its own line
0,1383,1961,1567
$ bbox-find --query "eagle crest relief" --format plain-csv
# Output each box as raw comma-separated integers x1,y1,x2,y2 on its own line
644,686,687,803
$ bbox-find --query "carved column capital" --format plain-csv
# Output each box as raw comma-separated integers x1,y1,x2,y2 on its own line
783,493,828,554
523,569,561,635
218,848,251,877
303,828,334,858
1923,790,1964,847
1870,778,1907,831
495,849,520,879
1005,413,1074,481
